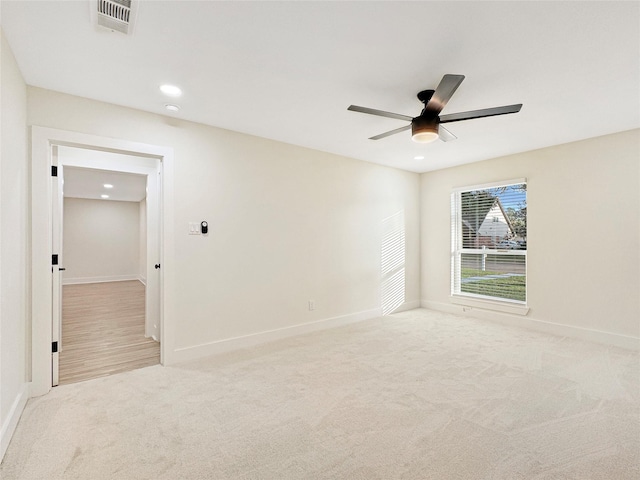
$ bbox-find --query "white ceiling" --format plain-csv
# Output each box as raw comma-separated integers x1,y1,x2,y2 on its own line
2,1,639,173
63,166,147,202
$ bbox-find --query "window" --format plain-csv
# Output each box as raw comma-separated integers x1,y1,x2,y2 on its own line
451,180,527,304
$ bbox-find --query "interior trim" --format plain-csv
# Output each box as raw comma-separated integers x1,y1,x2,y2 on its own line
422,301,639,350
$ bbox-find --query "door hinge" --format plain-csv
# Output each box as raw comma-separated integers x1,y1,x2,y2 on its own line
52,254,59,266
51,165,58,177
52,341,58,353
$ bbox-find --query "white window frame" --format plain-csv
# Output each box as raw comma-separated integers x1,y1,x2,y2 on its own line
450,178,529,315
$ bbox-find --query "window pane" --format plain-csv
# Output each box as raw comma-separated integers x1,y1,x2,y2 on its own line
460,253,526,302
461,184,526,249
453,181,527,304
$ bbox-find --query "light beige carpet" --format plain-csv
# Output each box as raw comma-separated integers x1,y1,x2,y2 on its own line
2,308,638,479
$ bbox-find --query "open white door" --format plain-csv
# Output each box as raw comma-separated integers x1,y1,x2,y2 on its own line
145,164,161,340
51,147,64,387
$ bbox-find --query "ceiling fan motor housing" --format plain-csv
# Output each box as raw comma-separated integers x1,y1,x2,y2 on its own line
417,89,435,105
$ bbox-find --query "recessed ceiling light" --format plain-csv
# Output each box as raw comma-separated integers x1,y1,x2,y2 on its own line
165,104,180,112
101,194,109,199
103,183,113,189
160,84,182,97
414,155,425,160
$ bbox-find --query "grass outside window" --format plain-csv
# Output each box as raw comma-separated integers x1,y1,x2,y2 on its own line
460,268,526,302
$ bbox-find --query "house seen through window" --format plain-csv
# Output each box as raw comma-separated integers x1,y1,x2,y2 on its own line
451,180,527,303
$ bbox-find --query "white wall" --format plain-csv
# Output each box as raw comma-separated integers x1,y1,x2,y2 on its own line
63,198,141,284
139,198,146,283
28,87,421,359
0,29,30,460
421,129,640,345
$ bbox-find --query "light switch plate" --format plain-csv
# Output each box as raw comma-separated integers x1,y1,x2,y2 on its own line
188,222,200,235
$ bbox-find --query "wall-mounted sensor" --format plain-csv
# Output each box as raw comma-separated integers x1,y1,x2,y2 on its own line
201,221,208,235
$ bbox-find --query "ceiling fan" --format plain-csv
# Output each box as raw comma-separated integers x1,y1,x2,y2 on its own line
348,74,522,144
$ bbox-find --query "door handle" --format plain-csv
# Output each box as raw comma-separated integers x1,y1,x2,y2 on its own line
155,264,161,269
59,267,66,271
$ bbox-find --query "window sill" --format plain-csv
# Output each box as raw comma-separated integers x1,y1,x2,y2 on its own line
450,295,530,316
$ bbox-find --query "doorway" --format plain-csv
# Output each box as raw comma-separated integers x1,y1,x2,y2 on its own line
55,154,160,384
31,126,175,397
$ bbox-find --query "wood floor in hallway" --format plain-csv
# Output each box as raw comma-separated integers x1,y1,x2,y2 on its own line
59,280,160,385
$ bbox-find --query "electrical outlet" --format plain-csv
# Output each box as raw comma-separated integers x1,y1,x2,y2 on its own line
308,300,316,311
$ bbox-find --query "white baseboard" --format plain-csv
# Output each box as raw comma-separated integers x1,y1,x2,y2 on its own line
139,275,146,286
171,307,383,364
63,274,142,285
390,299,421,314
421,300,639,350
0,382,29,462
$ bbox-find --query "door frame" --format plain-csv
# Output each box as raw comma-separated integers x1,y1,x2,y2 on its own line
31,126,175,397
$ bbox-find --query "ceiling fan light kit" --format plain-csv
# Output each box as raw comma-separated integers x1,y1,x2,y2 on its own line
411,116,439,143
348,74,522,145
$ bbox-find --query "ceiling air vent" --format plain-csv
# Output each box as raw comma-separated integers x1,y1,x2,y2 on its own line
94,0,137,35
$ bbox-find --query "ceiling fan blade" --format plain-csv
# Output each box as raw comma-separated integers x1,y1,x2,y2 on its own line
438,125,457,142
369,124,411,140
348,105,413,122
425,74,465,113
440,104,523,124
